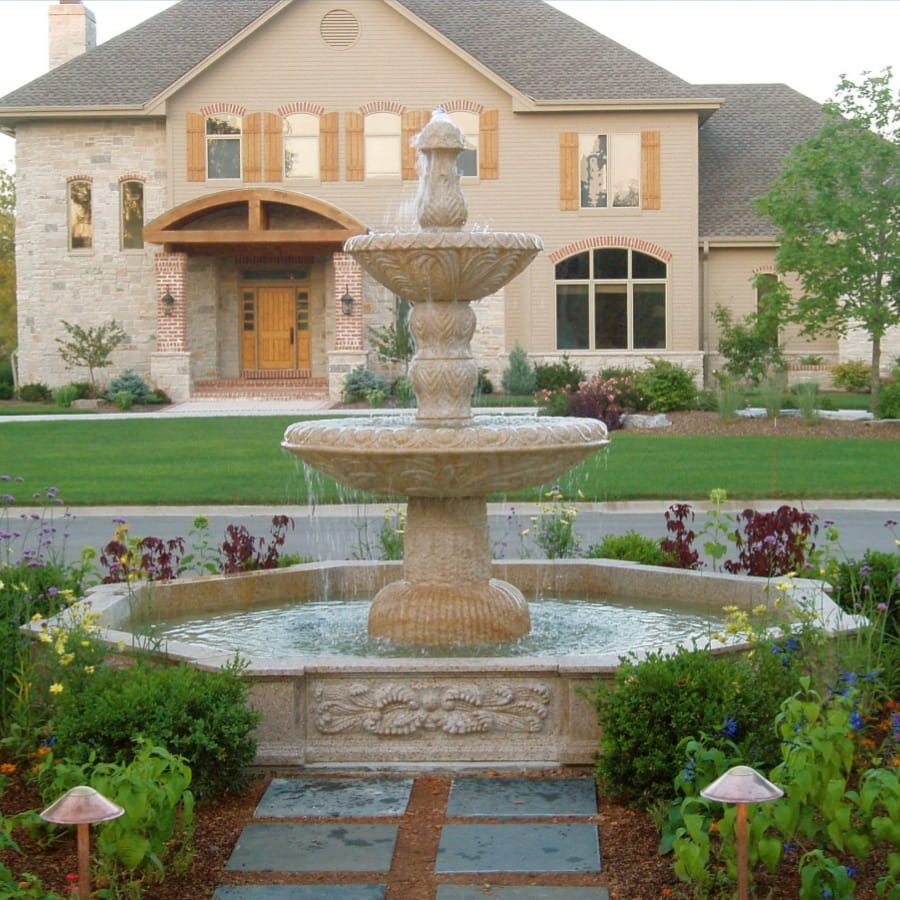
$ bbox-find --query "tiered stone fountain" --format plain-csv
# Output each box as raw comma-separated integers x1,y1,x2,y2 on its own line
282,111,609,646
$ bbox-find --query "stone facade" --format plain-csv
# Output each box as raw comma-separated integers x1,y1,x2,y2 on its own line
15,120,167,390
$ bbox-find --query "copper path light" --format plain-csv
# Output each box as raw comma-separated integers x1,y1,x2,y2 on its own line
700,765,783,900
40,785,124,899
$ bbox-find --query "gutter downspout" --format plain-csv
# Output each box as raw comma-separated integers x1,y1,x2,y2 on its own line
701,239,710,387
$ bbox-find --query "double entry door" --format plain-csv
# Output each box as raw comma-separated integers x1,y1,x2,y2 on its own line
242,285,310,372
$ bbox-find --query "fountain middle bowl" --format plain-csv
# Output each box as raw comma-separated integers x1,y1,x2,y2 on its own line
282,414,609,497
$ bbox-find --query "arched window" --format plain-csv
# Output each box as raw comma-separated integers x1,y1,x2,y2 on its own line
555,248,667,350
449,110,478,177
68,180,92,250
364,112,401,178
206,114,242,179
284,113,319,179
120,180,144,250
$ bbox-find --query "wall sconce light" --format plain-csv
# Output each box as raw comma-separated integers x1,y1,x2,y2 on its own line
340,287,355,317
701,765,783,900
161,288,175,316
40,785,124,899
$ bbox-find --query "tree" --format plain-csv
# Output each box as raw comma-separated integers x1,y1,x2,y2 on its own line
56,319,128,392
0,168,14,359
754,68,899,412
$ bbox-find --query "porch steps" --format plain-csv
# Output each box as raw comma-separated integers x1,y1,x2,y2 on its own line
192,378,331,402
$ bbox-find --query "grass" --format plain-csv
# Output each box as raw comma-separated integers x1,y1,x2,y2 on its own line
1,417,897,505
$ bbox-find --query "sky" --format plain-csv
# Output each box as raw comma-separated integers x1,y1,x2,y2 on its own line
0,0,898,170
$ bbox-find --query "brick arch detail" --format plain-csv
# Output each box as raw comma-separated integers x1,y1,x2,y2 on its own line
278,101,326,117
200,102,247,117
118,173,146,184
66,174,93,183
440,99,484,115
547,236,673,264
359,100,406,116
751,264,777,275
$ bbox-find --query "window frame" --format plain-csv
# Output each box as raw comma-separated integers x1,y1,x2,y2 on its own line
119,179,144,251
578,132,641,210
67,179,93,251
205,113,242,180
554,247,667,351
364,111,401,179
283,112,320,180
755,272,780,350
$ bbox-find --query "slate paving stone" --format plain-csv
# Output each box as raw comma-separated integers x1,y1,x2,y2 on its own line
437,888,609,899
213,887,385,899
446,777,597,818
436,823,601,874
226,823,399,872
255,777,414,818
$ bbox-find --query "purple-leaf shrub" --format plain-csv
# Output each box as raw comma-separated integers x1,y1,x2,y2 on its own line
724,506,818,577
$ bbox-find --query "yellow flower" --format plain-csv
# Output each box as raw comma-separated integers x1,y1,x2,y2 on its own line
59,653,75,667
116,640,126,651
84,665,95,674
49,683,64,694
752,605,767,616
31,613,43,623
80,641,90,648
38,632,52,644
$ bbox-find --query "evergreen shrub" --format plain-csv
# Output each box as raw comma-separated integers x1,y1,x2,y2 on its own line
343,366,389,403
108,369,153,404
500,343,537,395
635,359,697,411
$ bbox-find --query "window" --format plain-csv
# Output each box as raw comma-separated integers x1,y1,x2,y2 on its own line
449,111,478,177
120,180,144,250
364,112,401,178
284,113,319,179
206,114,242,179
579,133,640,208
755,273,780,349
68,180,92,250
555,248,666,350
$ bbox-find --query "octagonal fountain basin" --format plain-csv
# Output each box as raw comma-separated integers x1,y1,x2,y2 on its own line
282,415,609,497
72,560,861,767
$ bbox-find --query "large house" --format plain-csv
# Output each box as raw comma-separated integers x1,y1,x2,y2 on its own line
0,0,882,401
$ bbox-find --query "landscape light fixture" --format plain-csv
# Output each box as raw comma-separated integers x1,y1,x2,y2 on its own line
341,287,355,316
40,785,124,899
161,287,175,315
700,765,783,900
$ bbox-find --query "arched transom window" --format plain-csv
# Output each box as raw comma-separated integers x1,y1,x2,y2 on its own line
284,113,319,179
555,247,667,350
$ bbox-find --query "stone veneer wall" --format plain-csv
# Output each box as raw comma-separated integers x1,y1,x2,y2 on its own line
15,121,167,389
840,325,900,374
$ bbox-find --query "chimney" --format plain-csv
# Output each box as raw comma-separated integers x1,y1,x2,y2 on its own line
48,0,97,70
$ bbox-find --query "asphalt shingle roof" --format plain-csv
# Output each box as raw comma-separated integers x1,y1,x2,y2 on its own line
0,0,281,109
698,83,826,238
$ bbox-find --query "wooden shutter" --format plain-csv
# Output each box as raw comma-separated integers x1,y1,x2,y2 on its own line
641,130,661,210
186,112,205,182
479,109,499,180
402,110,428,180
345,111,364,181
559,132,578,210
320,112,339,181
263,112,283,182
242,112,262,182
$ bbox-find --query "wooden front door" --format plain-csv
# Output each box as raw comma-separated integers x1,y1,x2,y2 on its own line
240,284,311,372
258,287,296,369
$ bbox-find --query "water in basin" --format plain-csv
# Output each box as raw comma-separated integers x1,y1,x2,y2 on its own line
147,596,724,659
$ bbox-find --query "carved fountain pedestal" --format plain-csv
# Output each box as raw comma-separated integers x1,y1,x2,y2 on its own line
283,111,609,646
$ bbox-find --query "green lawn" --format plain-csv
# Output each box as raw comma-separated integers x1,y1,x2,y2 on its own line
1,417,897,505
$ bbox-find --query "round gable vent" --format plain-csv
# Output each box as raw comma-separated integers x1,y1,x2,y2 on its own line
320,9,359,50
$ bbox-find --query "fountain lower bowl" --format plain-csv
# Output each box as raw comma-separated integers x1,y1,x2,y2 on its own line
67,560,859,766
282,415,609,496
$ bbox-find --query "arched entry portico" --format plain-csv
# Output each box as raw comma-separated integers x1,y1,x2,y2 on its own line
143,189,368,401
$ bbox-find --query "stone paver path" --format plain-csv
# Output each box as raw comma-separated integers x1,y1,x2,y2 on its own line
213,774,610,900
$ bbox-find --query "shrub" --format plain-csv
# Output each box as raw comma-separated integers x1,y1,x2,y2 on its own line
828,550,899,637
16,383,51,403
724,506,818,577
475,367,494,396
108,369,153,404
635,359,697,412
113,390,133,411
0,356,12,385
500,342,537,395
536,386,573,417
343,365,389,403
831,359,870,392
220,515,295,573
392,376,416,407
0,383,12,400
660,502,701,569
586,531,674,567
534,355,586,393
569,373,641,430
52,384,80,408
877,377,900,418
798,354,825,366
713,304,784,385
50,660,260,798
593,644,799,806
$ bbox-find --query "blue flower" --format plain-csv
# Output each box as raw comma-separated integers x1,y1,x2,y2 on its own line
782,842,796,856
719,717,739,739
844,866,857,878
822,889,832,899
784,638,801,652
840,671,858,687
849,711,864,731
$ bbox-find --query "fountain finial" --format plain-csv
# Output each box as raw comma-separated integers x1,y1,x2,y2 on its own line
415,109,468,231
